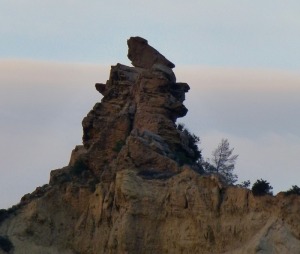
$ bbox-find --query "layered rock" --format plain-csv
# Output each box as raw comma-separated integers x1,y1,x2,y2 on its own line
0,37,300,254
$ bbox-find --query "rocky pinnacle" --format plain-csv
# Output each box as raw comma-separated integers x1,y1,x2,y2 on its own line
1,37,300,254
78,36,192,180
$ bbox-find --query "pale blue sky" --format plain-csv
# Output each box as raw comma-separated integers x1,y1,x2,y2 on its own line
1,1,300,69
1,1,300,208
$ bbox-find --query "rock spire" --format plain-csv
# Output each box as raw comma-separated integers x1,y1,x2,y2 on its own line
69,36,194,182
1,37,300,254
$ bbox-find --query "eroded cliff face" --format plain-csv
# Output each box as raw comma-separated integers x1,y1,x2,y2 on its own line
1,37,300,254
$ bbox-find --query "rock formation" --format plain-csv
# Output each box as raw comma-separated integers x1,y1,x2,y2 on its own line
127,36,175,69
1,37,300,254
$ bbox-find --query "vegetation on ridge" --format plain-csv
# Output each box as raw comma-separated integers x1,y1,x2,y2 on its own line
176,123,239,185
176,123,202,166
0,235,13,253
252,179,273,196
285,185,300,196
176,123,299,196
204,138,238,185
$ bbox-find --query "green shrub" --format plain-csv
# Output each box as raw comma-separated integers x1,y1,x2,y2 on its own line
238,180,251,188
71,159,88,176
0,206,18,226
285,185,300,195
176,123,202,164
0,210,8,225
0,236,13,253
252,179,273,196
175,151,193,166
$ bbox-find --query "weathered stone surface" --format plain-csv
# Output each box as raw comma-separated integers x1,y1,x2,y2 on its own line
127,36,175,69
2,169,300,254
1,37,300,254
95,83,106,95
80,61,190,179
152,63,176,82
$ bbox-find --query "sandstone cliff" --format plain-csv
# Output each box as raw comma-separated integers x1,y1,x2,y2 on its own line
0,37,300,254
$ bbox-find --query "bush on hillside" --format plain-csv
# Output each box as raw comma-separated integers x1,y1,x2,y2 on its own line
252,179,273,196
285,185,300,195
0,236,13,253
176,123,202,166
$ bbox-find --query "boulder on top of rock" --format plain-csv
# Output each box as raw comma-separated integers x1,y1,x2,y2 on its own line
127,36,175,69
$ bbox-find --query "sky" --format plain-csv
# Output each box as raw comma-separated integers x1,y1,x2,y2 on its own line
1,1,300,208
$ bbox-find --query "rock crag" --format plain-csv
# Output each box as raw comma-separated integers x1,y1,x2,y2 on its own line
127,36,175,69
1,37,300,254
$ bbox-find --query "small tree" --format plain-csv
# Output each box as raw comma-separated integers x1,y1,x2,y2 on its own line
252,179,273,196
207,138,238,184
285,185,300,195
238,180,251,188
